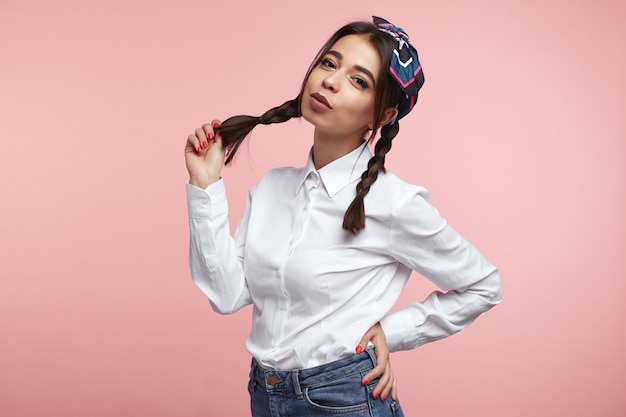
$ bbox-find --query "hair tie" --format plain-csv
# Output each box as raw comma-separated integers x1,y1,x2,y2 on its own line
373,16,425,123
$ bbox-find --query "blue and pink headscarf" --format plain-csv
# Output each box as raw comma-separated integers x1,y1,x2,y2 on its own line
373,16,425,123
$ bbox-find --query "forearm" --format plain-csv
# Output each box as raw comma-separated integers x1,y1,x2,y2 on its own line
187,181,251,314
380,270,502,352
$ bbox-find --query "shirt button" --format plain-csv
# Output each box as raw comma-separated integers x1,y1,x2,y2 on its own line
201,199,209,205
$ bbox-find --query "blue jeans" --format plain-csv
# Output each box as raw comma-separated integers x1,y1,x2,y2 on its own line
248,349,405,417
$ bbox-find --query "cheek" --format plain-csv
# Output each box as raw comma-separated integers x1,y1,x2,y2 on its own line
304,69,322,88
351,97,376,120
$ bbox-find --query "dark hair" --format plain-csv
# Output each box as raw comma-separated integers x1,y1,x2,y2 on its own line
216,21,405,234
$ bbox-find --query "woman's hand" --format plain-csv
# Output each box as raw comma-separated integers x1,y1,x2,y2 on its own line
185,120,225,189
355,322,397,402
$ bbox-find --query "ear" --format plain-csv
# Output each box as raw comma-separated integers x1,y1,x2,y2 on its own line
380,107,399,126
367,107,399,130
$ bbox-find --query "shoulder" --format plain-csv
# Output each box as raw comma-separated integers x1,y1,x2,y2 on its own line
370,170,432,206
368,170,447,229
346,172,448,252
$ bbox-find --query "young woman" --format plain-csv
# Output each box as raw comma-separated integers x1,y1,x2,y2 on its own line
184,16,502,417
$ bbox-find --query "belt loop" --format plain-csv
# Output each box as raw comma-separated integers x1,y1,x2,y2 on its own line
291,370,303,399
366,347,377,367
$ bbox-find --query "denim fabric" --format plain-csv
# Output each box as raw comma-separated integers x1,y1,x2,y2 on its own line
248,349,405,417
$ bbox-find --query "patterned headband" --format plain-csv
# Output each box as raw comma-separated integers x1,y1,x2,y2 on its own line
373,16,424,123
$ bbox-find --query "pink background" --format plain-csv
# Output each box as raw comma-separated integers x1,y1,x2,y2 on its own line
1,0,625,415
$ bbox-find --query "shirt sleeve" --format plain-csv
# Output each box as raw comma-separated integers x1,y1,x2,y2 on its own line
187,180,252,314
379,187,503,352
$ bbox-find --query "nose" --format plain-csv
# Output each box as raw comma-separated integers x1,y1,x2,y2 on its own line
322,72,338,91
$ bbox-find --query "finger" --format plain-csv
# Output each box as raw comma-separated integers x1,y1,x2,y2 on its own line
187,133,202,153
204,119,222,138
200,123,212,142
195,128,209,150
361,342,388,383
391,376,398,401
356,335,369,354
377,364,394,401
362,359,385,386
356,326,377,354
370,364,391,400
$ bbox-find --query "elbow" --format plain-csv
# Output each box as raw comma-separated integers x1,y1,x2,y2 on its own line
484,269,503,306
192,279,242,315
191,269,246,315
209,298,240,315
466,269,502,308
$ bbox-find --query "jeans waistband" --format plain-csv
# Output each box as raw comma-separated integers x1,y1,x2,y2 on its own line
250,349,377,394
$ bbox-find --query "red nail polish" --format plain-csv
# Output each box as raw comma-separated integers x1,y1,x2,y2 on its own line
207,132,214,140
362,379,368,386
355,345,363,354
381,394,387,401
213,122,219,128
373,392,379,399
197,146,202,152
202,141,208,148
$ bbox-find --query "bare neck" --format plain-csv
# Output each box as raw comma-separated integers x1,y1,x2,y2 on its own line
312,129,365,169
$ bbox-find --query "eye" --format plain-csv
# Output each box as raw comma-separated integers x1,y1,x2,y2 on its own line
352,76,369,89
320,58,336,69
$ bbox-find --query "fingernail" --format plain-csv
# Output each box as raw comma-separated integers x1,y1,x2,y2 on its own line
197,146,202,152
381,394,387,401
202,141,208,148
362,379,368,386
213,122,220,128
207,132,214,140
355,345,363,354
373,392,379,399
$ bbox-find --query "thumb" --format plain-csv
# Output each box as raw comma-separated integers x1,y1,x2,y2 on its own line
355,326,376,354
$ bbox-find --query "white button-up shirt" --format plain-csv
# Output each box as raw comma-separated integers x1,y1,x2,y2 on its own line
187,143,502,370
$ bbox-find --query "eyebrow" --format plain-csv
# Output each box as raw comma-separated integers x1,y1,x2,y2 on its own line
326,50,377,87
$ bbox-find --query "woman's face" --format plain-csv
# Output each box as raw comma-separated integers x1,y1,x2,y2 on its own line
301,34,382,139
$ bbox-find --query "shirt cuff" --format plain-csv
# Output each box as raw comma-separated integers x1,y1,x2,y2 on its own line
186,180,229,219
379,308,424,352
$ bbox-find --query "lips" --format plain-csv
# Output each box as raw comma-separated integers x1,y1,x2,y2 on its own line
311,92,332,109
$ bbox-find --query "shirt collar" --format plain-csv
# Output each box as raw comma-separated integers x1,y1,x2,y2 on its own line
295,142,372,198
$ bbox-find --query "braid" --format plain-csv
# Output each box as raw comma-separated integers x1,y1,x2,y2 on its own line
342,122,400,234
216,97,301,165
